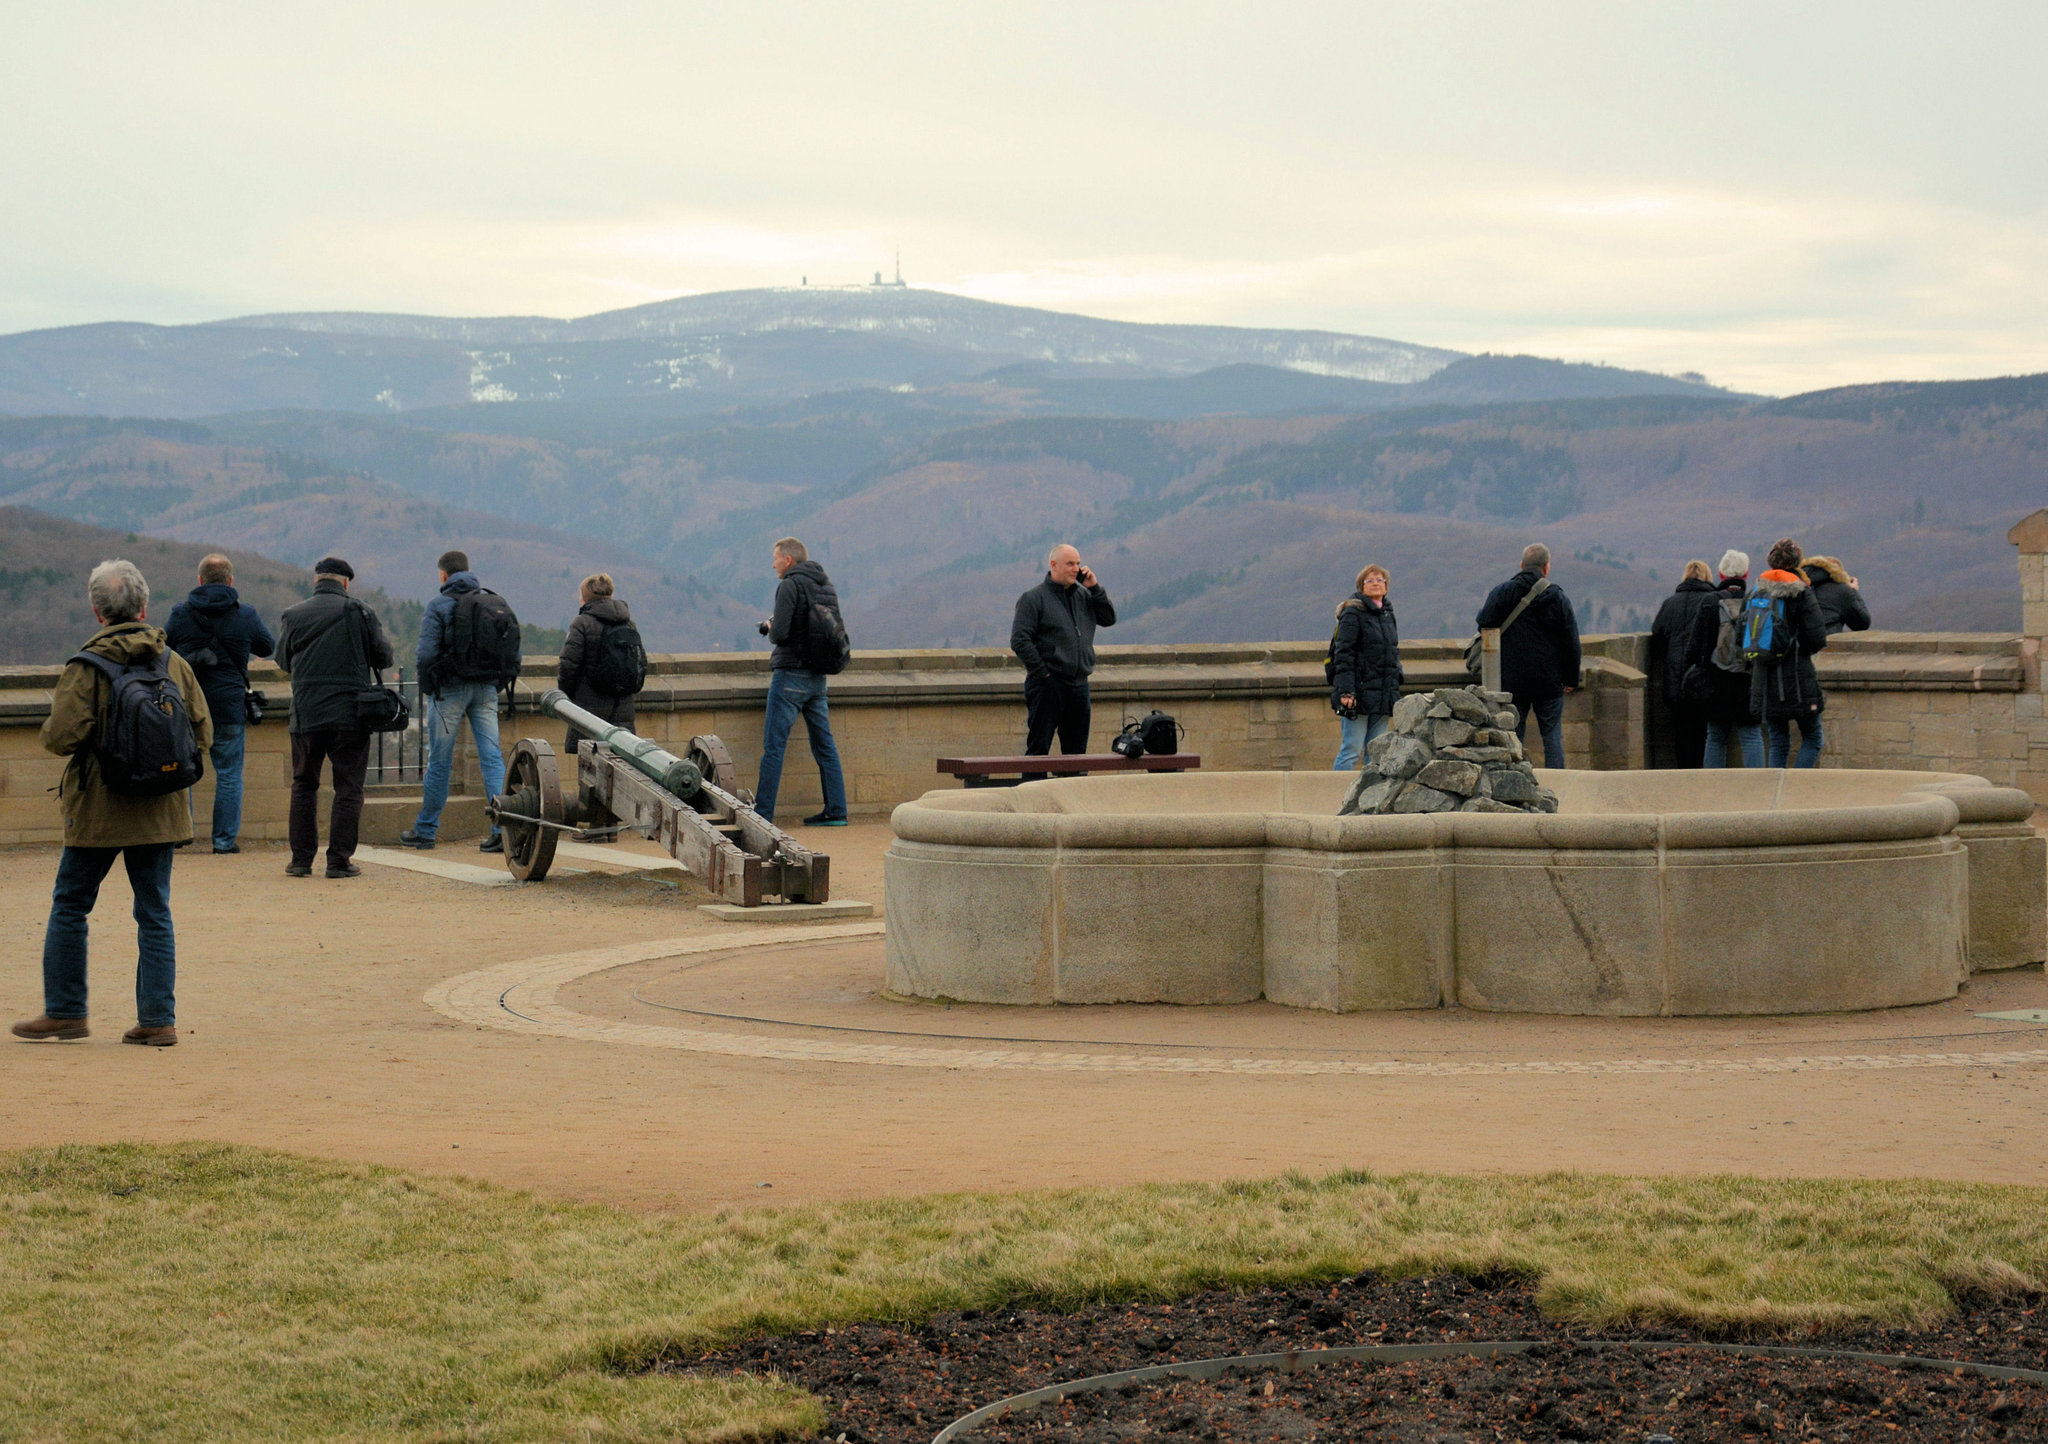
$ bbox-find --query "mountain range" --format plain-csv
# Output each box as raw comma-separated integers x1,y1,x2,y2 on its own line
0,286,1725,419
1,288,2040,661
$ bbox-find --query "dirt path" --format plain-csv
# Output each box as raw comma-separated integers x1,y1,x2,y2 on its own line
3,824,2044,1212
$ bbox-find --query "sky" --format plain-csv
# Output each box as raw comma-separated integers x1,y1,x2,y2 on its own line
3,1,2044,395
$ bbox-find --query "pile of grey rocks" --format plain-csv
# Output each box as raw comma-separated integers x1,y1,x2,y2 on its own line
1339,684,1560,816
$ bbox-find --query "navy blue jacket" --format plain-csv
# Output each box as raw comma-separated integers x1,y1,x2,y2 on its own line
166,582,274,721
1476,569,1581,703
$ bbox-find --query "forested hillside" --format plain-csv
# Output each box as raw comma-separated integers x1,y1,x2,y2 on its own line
0,507,423,666
0,419,758,653
4,373,2043,658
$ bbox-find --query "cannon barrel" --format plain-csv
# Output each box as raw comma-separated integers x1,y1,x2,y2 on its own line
537,688,702,799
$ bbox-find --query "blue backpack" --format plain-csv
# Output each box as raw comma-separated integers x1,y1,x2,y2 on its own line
1739,591,1799,663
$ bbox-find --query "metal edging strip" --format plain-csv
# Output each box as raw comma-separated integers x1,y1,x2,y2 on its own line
930,1338,2048,1443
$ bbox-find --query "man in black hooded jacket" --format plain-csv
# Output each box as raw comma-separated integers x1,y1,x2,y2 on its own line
166,554,273,853
1475,543,1580,769
756,538,849,825
1011,543,1116,779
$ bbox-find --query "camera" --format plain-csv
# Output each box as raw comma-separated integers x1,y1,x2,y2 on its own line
757,620,772,636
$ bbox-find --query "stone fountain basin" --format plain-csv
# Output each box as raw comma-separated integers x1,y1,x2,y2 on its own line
884,769,2044,1016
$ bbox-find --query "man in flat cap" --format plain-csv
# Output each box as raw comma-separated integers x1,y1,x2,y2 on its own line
274,557,393,878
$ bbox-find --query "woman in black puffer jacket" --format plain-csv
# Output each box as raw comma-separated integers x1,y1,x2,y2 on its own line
1331,564,1403,769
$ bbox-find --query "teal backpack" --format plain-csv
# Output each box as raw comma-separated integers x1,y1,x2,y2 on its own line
1739,591,1799,663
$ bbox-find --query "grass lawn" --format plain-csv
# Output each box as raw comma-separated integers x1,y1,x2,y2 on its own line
3,1143,2044,1442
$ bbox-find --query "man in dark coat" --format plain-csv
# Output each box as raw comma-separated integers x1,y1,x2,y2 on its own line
1329,564,1401,769
166,553,273,853
274,557,393,878
1753,538,1832,768
555,572,640,754
1647,560,1718,768
756,537,850,825
1475,543,1580,769
1010,543,1117,780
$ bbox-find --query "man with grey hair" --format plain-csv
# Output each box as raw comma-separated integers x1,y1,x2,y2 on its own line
1687,548,1765,768
13,559,212,1047
1010,543,1117,777
1475,542,1579,769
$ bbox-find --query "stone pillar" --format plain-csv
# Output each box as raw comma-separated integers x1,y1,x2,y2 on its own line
2007,509,2048,799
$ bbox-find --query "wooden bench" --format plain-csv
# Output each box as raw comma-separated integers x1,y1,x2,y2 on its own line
936,754,1203,788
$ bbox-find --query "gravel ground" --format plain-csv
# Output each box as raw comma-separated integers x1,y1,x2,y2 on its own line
681,1274,2048,1442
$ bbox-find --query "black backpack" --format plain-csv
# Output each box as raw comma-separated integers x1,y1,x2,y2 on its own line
69,650,204,797
447,588,523,685
799,589,852,677
1137,709,1182,757
583,619,648,698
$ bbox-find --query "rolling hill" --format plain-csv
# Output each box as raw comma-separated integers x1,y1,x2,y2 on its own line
0,507,423,666
0,287,1733,419
0,418,760,653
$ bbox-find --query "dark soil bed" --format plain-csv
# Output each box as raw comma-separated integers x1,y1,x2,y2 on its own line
678,1274,2048,1442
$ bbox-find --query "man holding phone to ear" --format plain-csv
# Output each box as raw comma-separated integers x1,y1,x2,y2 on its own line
1010,543,1116,779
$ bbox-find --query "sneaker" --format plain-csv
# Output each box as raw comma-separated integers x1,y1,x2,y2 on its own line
802,812,850,827
212,843,241,855
326,862,362,879
122,1024,177,1046
398,829,436,850
477,834,504,854
285,862,313,878
12,1015,88,1042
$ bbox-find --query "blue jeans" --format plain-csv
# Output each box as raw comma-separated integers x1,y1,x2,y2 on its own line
1703,720,1765,768
756,669,847,822
203,721,245,850
413,682,507,841
1767,714,1824,768
42,844,176,1027
1515,694,1567,770
1333,712,1390,770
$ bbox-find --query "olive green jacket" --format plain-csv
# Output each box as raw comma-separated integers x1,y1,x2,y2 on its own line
42,622,214,849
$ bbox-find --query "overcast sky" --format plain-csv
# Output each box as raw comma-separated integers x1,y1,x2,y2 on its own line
4,1,2043,393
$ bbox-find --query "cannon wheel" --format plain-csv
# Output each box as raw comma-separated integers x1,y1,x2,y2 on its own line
498,738,563,882
687,735,739,798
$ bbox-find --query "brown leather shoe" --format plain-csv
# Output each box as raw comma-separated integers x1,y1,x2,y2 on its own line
12,1016,89,1042
122,1025,177,1047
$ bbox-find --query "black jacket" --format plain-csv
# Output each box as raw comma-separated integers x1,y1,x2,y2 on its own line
165,582,275,721
1803,565,1872,636
275,579,395,733
1011,574,1117,681
1750,570,1831,720
1475,570,1580,702
1685,580,1760,727
1649,577,1720,706
768,560,841,673
557,596,638,725
1329,594,1402,717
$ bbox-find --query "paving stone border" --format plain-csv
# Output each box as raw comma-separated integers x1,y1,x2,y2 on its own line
424,931,2048,1077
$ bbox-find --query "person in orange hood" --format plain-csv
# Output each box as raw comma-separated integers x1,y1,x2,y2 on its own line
1751,538,1831,767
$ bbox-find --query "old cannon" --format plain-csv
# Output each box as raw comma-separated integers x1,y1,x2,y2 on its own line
485,689,830,906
